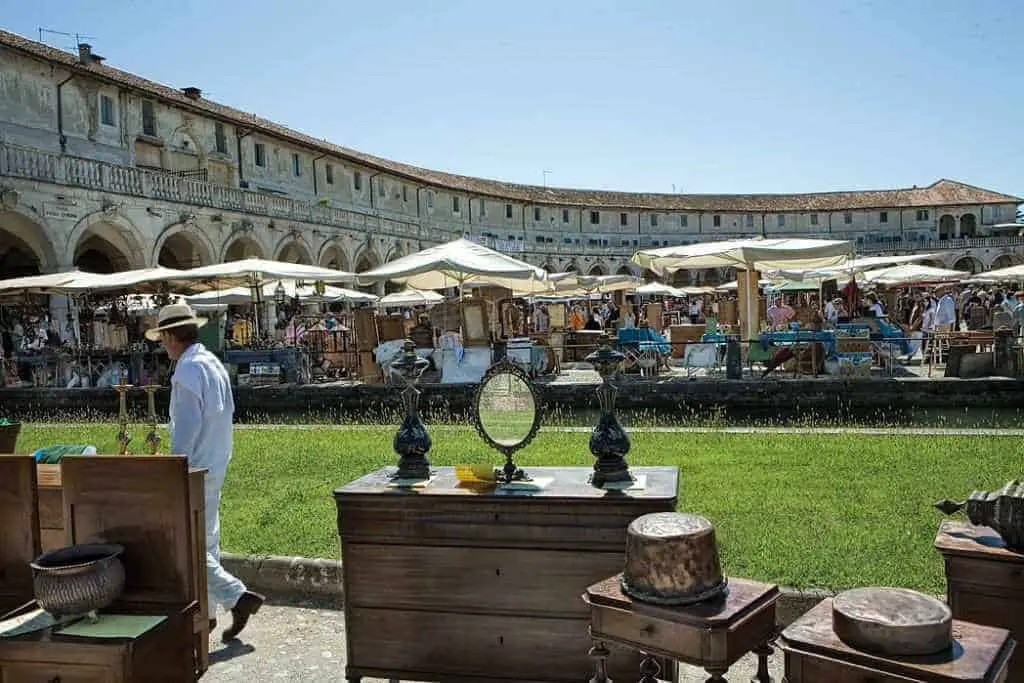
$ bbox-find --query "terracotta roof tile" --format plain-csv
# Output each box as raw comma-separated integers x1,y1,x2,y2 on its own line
2,29,1020,212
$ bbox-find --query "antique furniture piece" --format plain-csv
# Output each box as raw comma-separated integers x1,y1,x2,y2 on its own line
0,456,39,615
470,358,543,483
390,339,432,481
935,519,1024,681
334,465,679,682
586,337,634,487
583,574,779,682
620,512,726,606
830,587,952,656
936,480,1024,551
779,598,1015,682
0,455,203,681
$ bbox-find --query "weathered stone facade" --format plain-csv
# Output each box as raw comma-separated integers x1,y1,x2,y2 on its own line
0,28,1021,286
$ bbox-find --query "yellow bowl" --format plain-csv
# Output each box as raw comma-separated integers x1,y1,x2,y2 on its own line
455,464,496,483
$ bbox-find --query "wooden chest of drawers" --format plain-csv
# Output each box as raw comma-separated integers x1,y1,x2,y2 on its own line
935,521,1024,682
334,465,679,683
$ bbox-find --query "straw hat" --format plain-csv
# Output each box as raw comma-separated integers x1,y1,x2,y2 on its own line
144,303,208,341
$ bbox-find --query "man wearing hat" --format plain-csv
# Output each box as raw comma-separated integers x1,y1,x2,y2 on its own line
146,303,264,641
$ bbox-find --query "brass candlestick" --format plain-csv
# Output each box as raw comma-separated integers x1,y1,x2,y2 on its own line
113,369,133,455
143,384,160,454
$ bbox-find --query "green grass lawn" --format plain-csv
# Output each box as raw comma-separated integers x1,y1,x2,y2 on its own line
16,424,1023,594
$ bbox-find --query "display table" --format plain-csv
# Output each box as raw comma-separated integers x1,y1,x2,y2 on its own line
779,598,1015,682
223,347,303,384
583,575,779,682
333,465,679,683
935,520,1024,681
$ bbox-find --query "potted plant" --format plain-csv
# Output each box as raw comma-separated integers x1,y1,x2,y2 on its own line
0,418,21,454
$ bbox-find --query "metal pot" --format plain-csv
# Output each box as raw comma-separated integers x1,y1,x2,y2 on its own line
30,543,126,617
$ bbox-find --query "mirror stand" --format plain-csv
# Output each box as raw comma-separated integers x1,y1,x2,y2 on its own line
472,358,543,485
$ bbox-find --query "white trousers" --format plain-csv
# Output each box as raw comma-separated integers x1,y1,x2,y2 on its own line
205,478,246,613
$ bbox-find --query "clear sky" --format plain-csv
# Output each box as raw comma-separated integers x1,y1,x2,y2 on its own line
4,0,1022,198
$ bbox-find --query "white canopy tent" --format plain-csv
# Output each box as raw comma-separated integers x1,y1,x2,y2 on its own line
769,253,942,282
533,273,643,298
185,280,378,306
971,262,1024,282
860,264,969,287
378,289,447,308
633,282,687,297
48,267,190,294
633,238,854,339
167,258,356,291
357,238,548,291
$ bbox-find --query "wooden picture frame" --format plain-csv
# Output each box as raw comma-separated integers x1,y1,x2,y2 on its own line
461,300,489,345
547,303,566,329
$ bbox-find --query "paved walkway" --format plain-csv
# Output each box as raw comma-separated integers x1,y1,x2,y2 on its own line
203,602,785,682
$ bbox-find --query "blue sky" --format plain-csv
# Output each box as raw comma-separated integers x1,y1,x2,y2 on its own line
5,0,1022,198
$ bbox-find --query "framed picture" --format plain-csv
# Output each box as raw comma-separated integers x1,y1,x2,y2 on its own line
461,300,489,345
547,303,566,329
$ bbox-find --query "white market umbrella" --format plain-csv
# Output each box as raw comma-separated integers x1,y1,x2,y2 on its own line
633,238,853,339
974,262,1024,282
770,253,942,282
536,273,643,298
0,270,84,295
170,258,356,290
379,289,446,307
52,267,190,294
861,264,969,287
633,282,686,297
357,238,547,291
186,280,378,306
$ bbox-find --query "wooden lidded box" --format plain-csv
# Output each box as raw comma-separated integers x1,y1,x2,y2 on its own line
0,455,208,682
334,465,679,683
935,520,1024,681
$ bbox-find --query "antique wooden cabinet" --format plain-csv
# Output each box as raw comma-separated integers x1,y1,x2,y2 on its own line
0,455,207,681
935,520,1024,682
334,465,679,683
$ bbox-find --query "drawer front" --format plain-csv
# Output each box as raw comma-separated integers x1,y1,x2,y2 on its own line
2,662,114,683
948,588,1024,682
946,557,1024,592
339,499,672,551
784,650,919,683
345,544,622,616
347,606,644,682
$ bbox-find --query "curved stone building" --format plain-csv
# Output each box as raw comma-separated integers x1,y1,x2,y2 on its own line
0,28,1020,290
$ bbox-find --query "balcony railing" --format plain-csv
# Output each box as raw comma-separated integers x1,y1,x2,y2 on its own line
2,143,1021,263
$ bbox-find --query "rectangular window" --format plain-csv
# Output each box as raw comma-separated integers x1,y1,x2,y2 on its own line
680,215,688,227
141,100,156,136
590,211,600,225
254,143,266,167
588,238,599,246
353,171,362,191
879,211,888,223
620,213,629,226
993,206,1003,218
536,235,545,244
713,215,721,227
292,153,302,177
777,214,785,227
505,204,513,219
402,185,408,202
621,239,630,246
650,214,658,227
916,209,930,221
100,95,115,126
426,191,434,208
378,180,385,197
214,122,227,154
562,209,570,223
452,196,460,213
745,214,754,228
810,213,819,226
325,163,334,185
843,212,852,225
563,237,572,244
479,201,487,218
534,207,541,222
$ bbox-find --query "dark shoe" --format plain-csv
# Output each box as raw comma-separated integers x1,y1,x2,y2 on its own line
208,618,217,632
221,591,265,642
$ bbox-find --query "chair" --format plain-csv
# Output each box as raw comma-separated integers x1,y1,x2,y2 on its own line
926,324,953,376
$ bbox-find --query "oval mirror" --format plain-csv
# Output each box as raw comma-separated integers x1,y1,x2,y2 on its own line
472,359,543,481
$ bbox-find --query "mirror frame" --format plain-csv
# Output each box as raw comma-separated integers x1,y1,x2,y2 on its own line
471,357,544,478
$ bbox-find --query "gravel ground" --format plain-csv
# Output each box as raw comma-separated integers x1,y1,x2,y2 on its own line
202,601,784,682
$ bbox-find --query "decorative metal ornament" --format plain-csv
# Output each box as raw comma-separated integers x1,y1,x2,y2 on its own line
936,480,1024,551
273,281,287,306
586,336,633,487
471,358,543,483
112,369,132,455
390,339,432,480
143,384,161,454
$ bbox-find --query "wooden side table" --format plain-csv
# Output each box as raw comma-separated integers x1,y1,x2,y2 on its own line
935,520,1024,682
583,575,780,682
779,598,1015,682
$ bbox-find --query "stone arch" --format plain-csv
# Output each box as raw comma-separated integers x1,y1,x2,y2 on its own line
989,253,1019,271
318,240,351,271
616,264,635,276
222,233,266,262
274,234,314,264
564,260,579,273
67,211,146,272
383,240,407,263
670,270,694,287
587,263,607,276
960,213,977,239
353,245,382,273
952,256,984,274
938,214,956,240
153,222,216,269
920,258,946,269
0,208,58,276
